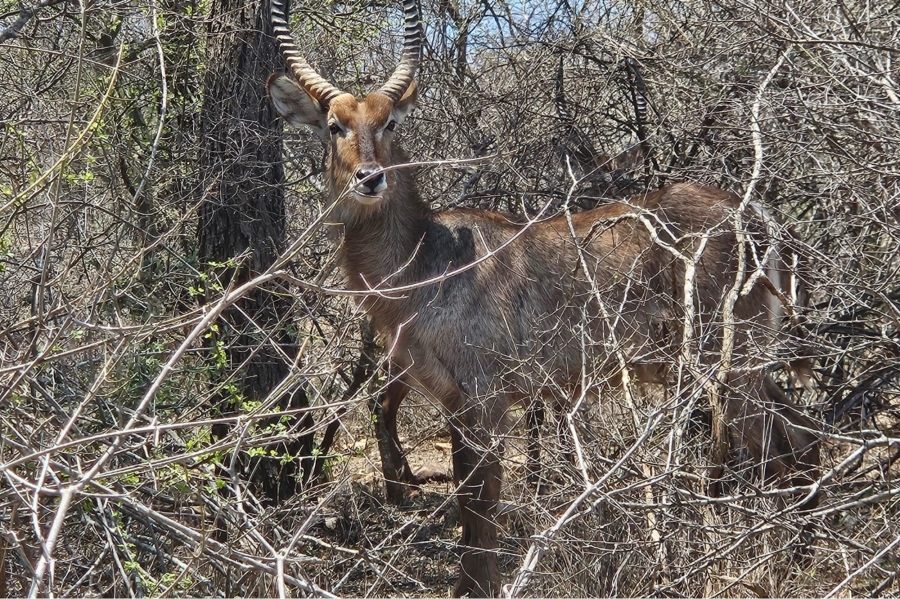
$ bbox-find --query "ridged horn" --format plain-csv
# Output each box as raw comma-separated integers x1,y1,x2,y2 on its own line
270,0,344,107
377,0,422,102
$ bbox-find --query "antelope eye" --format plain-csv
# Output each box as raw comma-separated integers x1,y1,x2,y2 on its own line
328,122,342,135
385,120,397,132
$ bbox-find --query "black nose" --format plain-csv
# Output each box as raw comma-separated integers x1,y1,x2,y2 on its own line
355,167,385,194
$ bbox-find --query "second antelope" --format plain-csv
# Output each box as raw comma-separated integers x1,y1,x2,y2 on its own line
267,1,821,595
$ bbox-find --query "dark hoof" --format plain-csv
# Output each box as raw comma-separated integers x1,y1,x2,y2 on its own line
455,549,500,597
413,464,452,484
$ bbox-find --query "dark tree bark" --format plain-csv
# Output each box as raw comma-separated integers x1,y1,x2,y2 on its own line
197,0,312,504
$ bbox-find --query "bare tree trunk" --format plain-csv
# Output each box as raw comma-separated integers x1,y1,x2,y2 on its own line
197,0,312,504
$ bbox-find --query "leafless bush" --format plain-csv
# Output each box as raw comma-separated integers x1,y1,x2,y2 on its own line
1,0,898,596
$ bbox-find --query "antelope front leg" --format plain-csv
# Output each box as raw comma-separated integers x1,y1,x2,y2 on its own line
376,376,416,503
449,421,502,597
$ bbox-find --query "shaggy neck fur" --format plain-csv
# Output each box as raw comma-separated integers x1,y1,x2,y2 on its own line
327,146,430,294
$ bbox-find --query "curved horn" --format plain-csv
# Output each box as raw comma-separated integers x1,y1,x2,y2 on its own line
271,0,344,107
377,0,422,102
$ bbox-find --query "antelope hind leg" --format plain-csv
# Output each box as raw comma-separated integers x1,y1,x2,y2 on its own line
449,421,502,597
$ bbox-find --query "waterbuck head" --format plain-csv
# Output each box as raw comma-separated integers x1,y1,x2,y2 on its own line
266,0,421,208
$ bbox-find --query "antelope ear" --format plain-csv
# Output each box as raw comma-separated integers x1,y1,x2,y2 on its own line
392,80,418,124
267,74,328,138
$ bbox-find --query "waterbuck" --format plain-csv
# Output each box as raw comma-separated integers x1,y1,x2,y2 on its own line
267,0,821,594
